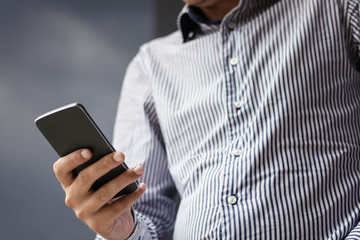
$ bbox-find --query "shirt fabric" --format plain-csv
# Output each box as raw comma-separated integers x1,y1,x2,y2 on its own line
97,0,360,239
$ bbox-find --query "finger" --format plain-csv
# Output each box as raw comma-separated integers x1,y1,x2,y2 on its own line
53,149,92,188
72,152,125,194
64,152,126,209
85,184,146,238
90,166,144,208
98,183,146,220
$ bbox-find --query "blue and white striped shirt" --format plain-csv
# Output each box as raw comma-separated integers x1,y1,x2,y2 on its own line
98,0,360,239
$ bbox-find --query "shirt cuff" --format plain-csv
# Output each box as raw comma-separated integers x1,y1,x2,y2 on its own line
345,221,360,239
126,209,155,240
95,208,155,240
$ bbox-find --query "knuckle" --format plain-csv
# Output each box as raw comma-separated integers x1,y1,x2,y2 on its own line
113,177,126,190
53,161,63,177
101,156,113,169
67,150,85,166
111,171,135,190
77,171,88,185
97,188,111,202
53,161,59,174
64,195,74,208
75,208,86,220
69,152,79,163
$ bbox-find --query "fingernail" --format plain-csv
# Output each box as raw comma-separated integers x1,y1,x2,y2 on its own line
133,166,144,175
139,183,146,191
113,152,123,162
81,150,91,159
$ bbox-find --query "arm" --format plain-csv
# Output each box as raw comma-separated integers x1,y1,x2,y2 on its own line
97,48,179,239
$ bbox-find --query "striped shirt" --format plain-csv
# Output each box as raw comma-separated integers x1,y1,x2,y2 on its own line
97,0,360,239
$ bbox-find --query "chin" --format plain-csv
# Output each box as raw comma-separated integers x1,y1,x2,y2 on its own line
182,0,209,6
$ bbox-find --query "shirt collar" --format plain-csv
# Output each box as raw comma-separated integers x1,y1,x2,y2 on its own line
177,0,279,42
177,5,222,42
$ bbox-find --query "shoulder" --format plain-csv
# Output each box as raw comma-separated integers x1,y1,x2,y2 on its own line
123,30,183,81
135,31,183,66
146,31,184,48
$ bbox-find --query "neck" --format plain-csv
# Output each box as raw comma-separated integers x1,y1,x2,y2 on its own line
199,0,240,21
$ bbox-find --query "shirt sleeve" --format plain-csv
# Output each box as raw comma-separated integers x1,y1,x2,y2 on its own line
344,0,360,70
344,1,360,238
95,45,179,240
345,222,360,239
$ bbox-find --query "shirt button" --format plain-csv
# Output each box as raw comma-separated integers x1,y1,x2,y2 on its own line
188,31,194,39
230,57,238,66
227,195,238,205
233,101,243,109
232,148,242,157
227,22,236,30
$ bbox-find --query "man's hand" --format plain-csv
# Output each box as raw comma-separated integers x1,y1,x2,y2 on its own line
53,149,146,240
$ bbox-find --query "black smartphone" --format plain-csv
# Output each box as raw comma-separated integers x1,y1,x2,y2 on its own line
35,103,138,198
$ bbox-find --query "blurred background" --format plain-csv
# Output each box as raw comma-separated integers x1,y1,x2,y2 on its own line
0,0,183,239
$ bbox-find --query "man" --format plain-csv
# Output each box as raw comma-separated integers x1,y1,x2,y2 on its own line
53,0,360,239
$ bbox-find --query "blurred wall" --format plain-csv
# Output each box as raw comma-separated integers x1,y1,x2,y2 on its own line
0,1,156,239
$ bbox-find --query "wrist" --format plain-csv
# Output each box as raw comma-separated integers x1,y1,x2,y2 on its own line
125,208,137,239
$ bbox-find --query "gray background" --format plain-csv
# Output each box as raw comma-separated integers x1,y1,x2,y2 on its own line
0,1,182,239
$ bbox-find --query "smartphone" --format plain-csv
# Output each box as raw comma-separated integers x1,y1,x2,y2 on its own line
35,103,138,198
